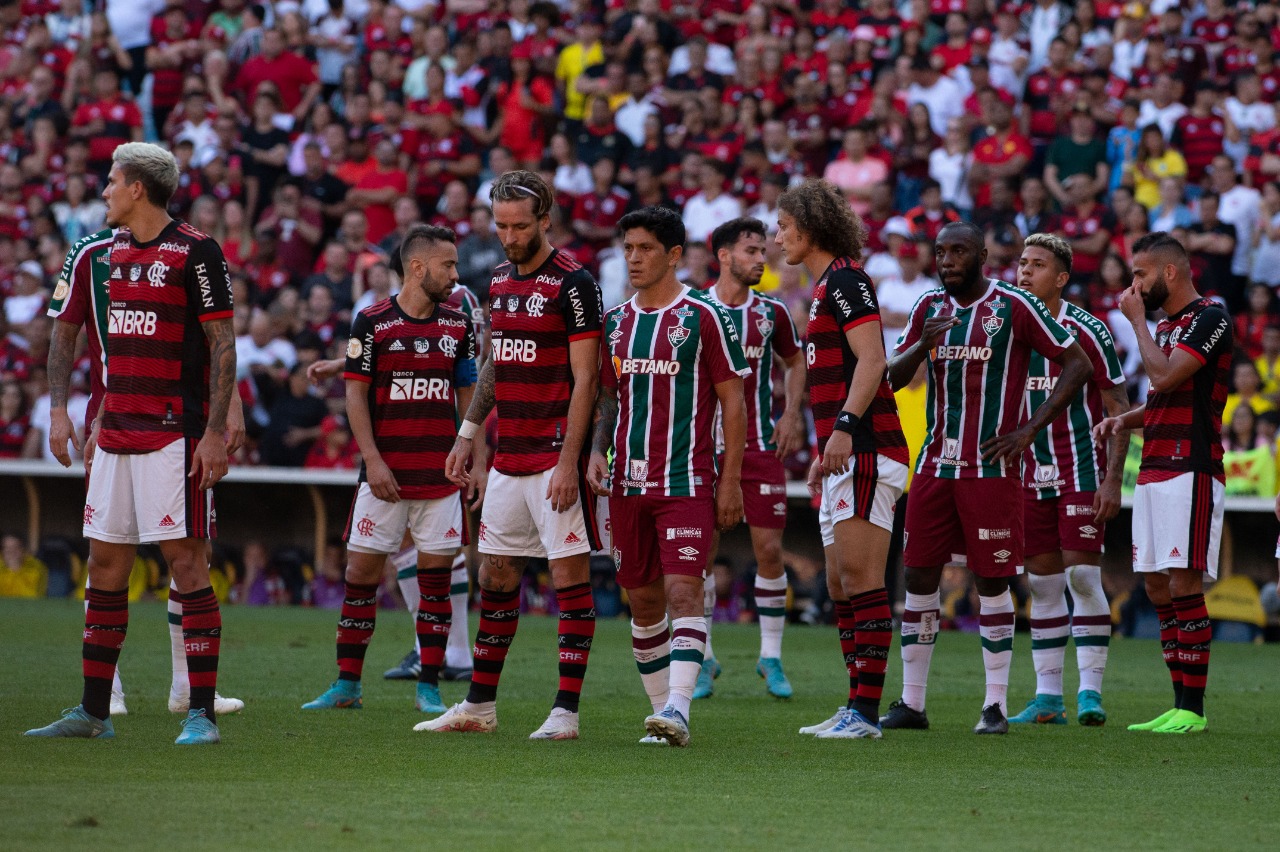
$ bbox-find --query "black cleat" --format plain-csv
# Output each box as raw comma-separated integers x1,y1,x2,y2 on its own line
383,649,421,680
974,703,1009,735
440,665,473,681
879,700,929,730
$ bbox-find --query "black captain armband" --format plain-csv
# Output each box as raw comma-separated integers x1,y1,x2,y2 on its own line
833,411,860,436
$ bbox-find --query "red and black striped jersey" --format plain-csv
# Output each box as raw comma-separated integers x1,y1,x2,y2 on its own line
487,249,603,476
1139,298,1232,485
99,221,233,454
805,257,909,463
1172,114,1226,183
344,296,477,500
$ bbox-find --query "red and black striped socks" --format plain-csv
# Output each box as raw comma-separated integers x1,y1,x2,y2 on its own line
466,587,520,705
1155,602,1183,708
82,587,129,721
337,581,379,682
416,567,453,687
554,583,595,713
833,599,858,706
1173,594,1211,716
181,586,221,721
851,588,892,720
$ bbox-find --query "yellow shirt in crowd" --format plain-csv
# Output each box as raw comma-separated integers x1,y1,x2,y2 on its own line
0,555,47,598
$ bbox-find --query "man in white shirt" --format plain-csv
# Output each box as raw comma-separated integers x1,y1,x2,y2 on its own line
235,310,298,380
614,71,658,147
1026,0,1071,74
1137,73,1188,140
875,241,937,353
683,160,743,244
906,55,965,137
1224,72,1276,168
1209,153,1261,301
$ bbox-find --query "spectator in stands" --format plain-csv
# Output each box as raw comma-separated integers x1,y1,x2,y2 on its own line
238,89,292,218
308,539,347,609
303,241,354,311
876,239,936,353
456,206,503,299
683,157,741,245
1208,153,1262,310
1224,361,1276,429
304,413,358,470
347,139,408,245
929,117,974,216
1187,191,1240,307
0,533,47,599
1236,284,1276,362
825,124,889,218
1014,176,1060,240
1058,174,1117,286
233,26,320,119
1224,71,1275,169
970,96,1031,209
3,262,49,335
258,179,323,276
69,68,142,177
1149,178,1197,233
0,379,28,458
1253,182,1280,289
1045,102,1109,207
260,363,328,467
1130,123,1186,210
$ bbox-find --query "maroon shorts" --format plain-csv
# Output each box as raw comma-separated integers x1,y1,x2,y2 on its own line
719,450,788,529
1023,490,1104,557
903,474,1023,578
608,494,715,589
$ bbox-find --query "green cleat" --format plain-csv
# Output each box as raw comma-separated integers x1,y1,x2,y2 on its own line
1077,690,1107,726
1008,694,1067,725
692,658,717,699
1153,709,1207,734
415,683,446,714
301,680,363,710
756,657,793,698
174,709,220,745
1127,708,1179,731
24,705,114,739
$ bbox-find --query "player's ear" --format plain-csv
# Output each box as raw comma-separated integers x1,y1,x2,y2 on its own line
669,244,683,268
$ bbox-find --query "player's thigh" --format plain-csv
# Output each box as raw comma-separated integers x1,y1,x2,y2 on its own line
406,494,464,556
955,477,1024,579
477,470,542,556
84,447,139,545
345,548,389,585
1130,473,1222,578
748,524,784,577
86,538,138,589
653,496,716,582
527,468,594,561
1023,491,1062,560
831,512,892,596
137,439,213,544
1056,491,1105,556
903,473,964,570
345,483,410,556
741,450,788,529
611,494,660,591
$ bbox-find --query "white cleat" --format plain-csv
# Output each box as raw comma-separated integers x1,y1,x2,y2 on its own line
529,707,579,740
638,734,670,745
413,702,497,733
110,690,128,716
815,708,883,739
169,691,246,715
799,707,845,735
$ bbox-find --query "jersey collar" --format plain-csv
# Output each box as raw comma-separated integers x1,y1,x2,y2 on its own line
947,278,997,311
630,284,690,314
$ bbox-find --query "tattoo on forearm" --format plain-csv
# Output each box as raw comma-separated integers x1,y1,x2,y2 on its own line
46,322,78,409
204,318,236,433
592,392,618,456
465,360,497,425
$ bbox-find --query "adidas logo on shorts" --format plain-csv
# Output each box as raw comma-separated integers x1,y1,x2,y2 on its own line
158,515,176,528
834,499,849,511
445,528,459,538
389,340,405,351
563,532,582,545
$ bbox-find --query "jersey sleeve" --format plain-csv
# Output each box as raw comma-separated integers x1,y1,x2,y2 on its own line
454,314,478,388
560,269,603,341
770,299,802,360
1011,290,1073,359
824,266,880,332
47,237,96,325
599,310,619,392
1077,317,1125,389
1177,304,1233,366
186,238,234,322
343,310,375,383
702,302,751,384
894,290,939,354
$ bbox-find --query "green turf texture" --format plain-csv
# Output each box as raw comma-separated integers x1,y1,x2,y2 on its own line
2,599,1277,850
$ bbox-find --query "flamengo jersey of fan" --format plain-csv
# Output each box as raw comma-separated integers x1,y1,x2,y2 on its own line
600,287,750,497
896,279,1074,479
98,221,234,454
344,296,477,500
46,227,115,429
705,288,801,452
1023,301,1125,498
1139,297,1232,485
487,249,602,476
805,257,910,463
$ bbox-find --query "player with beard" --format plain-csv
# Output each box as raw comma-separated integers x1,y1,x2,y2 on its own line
696,217,806,700
1094,232,1231,735
427,170,604,741
884,221,1092,735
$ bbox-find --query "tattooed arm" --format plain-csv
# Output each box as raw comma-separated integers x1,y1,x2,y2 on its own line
587,388,618,496
47,319,82,467
190,316,235,490
445,359,496,486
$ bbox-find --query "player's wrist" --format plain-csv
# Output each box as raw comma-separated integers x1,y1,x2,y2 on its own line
457,420,480,440
833,411,860,436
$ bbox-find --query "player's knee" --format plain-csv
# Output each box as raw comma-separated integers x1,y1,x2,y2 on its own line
1168,570,1203,600
755,540,783,574
478,555,522,592
973,576,1008,598
903,567,940,596
665,579,703,618
1066,564,1101,598
1143,572,1170,603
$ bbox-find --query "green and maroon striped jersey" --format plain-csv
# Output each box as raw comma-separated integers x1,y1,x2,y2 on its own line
600,287,750,497
46,228,114,429
1023,301,1125,497
896,279,1073,480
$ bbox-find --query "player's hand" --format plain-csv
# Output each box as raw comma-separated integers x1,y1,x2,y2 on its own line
307,358,343,385
547,459,579,513
921,312,961,349
822,431,853,476
365,456,401,502
980,425,1034,465
225,394,246,455
806,456,822,499
587,451,611,496
84,417,100,470
48,407,80,468
1092,416,1125,447
1118,282,1146,325
1093,477,1122,524
467,463,488,510
190,428,230,491
1275,492,1280,522
715,477,744,531
445,436,474,486
772,409,805,459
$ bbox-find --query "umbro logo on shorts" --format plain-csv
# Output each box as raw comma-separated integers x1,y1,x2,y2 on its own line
564,532,582,545
158,515,176,528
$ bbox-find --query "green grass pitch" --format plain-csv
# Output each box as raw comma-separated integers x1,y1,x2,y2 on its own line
2,599,1277,850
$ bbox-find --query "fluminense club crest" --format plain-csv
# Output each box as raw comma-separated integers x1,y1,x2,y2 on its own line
668,323,691,348
982,308,1004,337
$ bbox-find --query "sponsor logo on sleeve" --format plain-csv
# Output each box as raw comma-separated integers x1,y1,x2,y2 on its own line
52,279,70,302
347,337,363,359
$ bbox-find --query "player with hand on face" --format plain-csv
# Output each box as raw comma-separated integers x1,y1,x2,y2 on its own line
1009,234,1130,727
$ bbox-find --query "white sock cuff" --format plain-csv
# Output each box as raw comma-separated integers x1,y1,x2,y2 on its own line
979,590,1014,613
632,616,669,640
905,591,941,611
670,615,707,633
756,573,788,591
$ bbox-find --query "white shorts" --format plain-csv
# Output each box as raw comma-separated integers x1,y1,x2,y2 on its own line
344,484,463,556
1132,472,1224,579
84,440,214,544
478,468,597,559
818,453,908,547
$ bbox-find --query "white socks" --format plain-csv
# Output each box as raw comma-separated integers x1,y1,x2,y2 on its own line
667,616,707,719
900,590,941,712
446,557,471,668
755,573,788,659
168,581,188,695
979,591,1016,715
631,617,671,713
1028,573,1069,697
1067,565,1111,695
702,573,715,661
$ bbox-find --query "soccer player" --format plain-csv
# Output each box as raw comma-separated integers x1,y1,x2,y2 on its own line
25,142,238,744
589,206,750,747
1094,232,1232,735
696,217,806,700
46,228,245,718
302,225,479,715
771,180,909,740
884,221,1092,735
428,170,604,741
1008,234,1130,727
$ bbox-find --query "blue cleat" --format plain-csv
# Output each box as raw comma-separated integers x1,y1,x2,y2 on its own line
1077,690,1107,726
24,705,114,739
1008,694,1067,725
756,657,793,698
815,708,883,739
644,705,690,747
415,683,446,714
301,680,363,710
692,658,717,699
175,709,220,745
